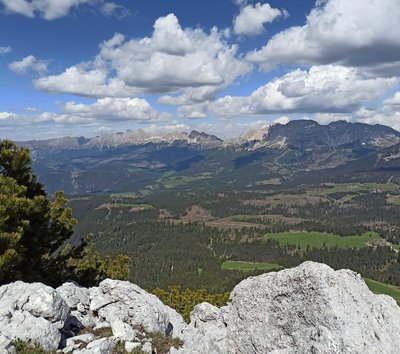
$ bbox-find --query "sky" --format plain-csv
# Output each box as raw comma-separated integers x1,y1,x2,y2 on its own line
1,0,400,141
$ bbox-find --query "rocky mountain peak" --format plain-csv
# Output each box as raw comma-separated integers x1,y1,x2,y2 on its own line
188,130,223,144
188,130,201,139
264,119,400,149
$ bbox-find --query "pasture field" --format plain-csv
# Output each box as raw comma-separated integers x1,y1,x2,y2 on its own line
309,183,398,196
157,173,212,189
387,195,400,205
221,261,284,272
96,203,153,210
265,231,380,251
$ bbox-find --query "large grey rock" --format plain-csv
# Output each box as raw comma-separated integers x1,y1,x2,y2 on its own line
57,281,90,309
142,341,152,354
73,337,117,354
0,281,70,352
66,333,94,345
0,334,15,354
88,279,186,336
64,333,95,352
56,281,94,328
170,303,227,354
175,262,400,354
3,263,400,354
125,341,141,352
111,319,138,341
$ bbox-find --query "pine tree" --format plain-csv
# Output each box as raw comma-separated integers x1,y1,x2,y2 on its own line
0,140,131,286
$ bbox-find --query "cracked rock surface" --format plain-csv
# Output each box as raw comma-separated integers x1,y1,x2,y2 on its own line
87,279,186,335
1,262,400,353
0,281,70,351
173,262,400,354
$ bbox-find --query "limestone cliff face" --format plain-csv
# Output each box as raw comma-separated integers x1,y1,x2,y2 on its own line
1,262,400,354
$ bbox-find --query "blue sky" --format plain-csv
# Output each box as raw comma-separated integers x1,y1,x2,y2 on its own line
1,0,400,140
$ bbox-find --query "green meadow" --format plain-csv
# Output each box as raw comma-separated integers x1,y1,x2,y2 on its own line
221,260,284,272
364,278,400,305
157,173,212,189
309,183,398,196
265,231,379,251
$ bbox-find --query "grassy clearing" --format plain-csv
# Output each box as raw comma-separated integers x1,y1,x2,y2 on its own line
111,189,153,198
364,278,400,305
308,183,398,196
111,192,139,198
387,195,400,206
115,203,153,209
157,173,212,189
221,260,284,272
226,215,264,223
392,244,400,251
97,203,154,211
265,231,379,251
131,204,153,210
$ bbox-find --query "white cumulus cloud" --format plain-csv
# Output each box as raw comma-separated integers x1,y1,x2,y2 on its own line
233,2,287,36
0,97,171,140
9,55,48,75
100,2,130,18
62,97,171,122
34,64,139,97
178,65,398,118
35,14,252,104
0,46,12,55
247,0,400,72
0,0,129,20
383,92,400,108
0,112,16,120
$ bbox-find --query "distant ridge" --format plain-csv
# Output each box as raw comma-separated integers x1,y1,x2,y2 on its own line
20,120,400,151
15,120,400,195
265,120,400,149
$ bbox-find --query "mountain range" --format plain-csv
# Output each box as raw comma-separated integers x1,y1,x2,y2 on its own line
20,120,400,194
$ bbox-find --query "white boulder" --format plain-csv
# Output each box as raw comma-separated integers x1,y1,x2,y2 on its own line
2,262,400,354
88,279,186,336
57,281,94,328
125,341,142,352
111,319,138,341
175,261,400,354
73,337,117,354
171,302,227,354
0,281,70,351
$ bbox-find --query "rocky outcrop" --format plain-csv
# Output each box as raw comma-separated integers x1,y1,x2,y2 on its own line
227,262,400,353
1,262,400,353
86,279,185,335
0,279,185,353
174,262,400,354
169,302,227,354
0,281,70,352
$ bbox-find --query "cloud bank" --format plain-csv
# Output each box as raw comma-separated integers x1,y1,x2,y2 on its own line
35,14,251,105
0,0,129,20
247,0,400,73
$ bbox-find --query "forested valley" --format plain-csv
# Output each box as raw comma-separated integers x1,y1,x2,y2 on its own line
69,184,400,297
